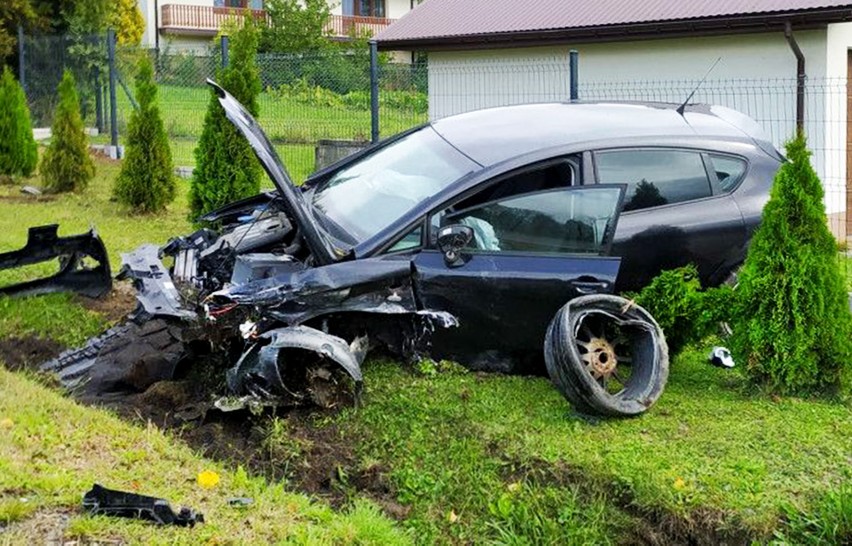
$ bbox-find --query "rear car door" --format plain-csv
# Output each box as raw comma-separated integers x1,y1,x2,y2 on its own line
594,148,746,290
412,184,625,374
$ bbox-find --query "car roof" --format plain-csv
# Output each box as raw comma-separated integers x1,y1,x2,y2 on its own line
431,101,778,166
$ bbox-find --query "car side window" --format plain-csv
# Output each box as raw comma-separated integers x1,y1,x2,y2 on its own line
385,226,423,253
441,187,622,255
707,154,747,193
451,158,577,212
595,149,712,211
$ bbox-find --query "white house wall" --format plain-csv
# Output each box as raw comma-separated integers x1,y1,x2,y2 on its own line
427,30,852,225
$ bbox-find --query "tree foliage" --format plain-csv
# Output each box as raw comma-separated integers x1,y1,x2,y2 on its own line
730,134,852,394
260,0,331,54
0,0,35,61
113,57,175,213
189,16,262,218
41,70,94,192
629,265,731,355
110,0,144,46
0,66,37,176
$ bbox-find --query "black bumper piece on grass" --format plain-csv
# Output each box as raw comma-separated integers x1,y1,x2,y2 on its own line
0,224,111,299
83,484,203,527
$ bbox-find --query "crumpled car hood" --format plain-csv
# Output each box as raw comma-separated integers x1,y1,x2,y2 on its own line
207,79,341,265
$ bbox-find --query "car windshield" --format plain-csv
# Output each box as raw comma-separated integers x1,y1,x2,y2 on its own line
311,127,478,243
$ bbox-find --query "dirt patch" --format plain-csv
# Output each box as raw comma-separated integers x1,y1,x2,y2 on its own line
0,194,56,204
76,281,138,324
0,509,83,545
0,336,64,372
87,381,403,517
502,457,756,546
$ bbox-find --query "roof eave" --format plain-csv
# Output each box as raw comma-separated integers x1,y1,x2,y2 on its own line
376,8,852,51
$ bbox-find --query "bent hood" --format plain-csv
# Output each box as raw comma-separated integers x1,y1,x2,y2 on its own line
207,79,339,265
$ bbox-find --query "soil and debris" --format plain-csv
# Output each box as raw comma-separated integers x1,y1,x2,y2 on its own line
0,336,64,373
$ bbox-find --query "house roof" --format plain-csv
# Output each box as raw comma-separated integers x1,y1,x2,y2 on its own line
375,0,852,50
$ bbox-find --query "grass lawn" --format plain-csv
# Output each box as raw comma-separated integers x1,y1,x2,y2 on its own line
1,156,851,544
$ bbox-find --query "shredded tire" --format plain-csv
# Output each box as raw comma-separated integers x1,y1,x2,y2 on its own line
544,294,669,417
41,317,188,397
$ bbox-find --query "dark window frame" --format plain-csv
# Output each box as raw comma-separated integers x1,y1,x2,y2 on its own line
352,0,386,18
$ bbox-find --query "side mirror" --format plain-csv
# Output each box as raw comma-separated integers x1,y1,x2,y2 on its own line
437,224,473,267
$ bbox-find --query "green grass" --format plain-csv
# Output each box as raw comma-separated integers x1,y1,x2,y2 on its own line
323,353,852,543
0,368,411,545
1,156,852,543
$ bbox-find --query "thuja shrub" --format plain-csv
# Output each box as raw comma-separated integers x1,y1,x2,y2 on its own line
730,133,852,394
0,67,38,177
41,70,95,193
189,16,262,218
113,56,175,213
629,265,731,355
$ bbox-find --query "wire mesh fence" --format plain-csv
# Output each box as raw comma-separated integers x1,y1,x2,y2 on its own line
20,33,428,183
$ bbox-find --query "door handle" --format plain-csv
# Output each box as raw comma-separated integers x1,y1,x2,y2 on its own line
570,279,610,294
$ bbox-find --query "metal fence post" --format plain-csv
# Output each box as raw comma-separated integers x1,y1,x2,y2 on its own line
95,67,104,133
17,24,25,94
221,35,230,70
107,29,119,155
569,49,579,101
369,39,379,144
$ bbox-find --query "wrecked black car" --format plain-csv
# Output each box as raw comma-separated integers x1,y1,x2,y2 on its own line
41,82,780,417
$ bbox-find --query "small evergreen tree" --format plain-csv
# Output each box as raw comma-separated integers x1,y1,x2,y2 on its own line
0,67,38,177
730,133,852,394
113,56,175,213
189,16,262,218
41,70,95,193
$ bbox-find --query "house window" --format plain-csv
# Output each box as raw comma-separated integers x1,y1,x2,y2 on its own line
218,0,258,8
345,0,385,18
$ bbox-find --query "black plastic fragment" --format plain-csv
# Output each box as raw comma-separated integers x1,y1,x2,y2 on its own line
0,224,111,299
82,484,203,527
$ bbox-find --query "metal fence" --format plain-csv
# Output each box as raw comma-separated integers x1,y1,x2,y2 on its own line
20,33,428,183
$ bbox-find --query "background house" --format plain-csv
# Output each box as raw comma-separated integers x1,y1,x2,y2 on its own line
137,0,412,50
376,0,852,240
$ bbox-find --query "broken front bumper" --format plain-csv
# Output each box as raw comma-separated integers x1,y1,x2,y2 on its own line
0,225,111,299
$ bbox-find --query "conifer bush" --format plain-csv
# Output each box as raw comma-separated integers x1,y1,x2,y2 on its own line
113,57,175,213
730,133,852,394
629,265,731,355
190,17,262,218
0,67,38,177
41,71,95,193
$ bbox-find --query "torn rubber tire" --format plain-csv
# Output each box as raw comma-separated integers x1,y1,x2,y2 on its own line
544,294,669,417
41,318,188,397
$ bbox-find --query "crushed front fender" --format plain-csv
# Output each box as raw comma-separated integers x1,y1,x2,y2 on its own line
226,325,365,405
0,224,111,299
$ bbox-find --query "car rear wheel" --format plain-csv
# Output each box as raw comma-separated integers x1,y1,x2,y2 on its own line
544,294,669,417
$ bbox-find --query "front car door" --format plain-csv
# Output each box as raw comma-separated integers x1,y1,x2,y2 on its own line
412,184,625,375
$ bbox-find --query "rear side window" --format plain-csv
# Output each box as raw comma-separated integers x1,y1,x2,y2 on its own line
596,150,712,211
708,154,747,192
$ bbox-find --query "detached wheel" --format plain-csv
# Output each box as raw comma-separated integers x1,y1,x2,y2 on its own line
544,294,669,417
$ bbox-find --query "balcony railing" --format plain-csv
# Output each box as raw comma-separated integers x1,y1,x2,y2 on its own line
159,4,395,38
160,4,268,35
327,14,396,38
